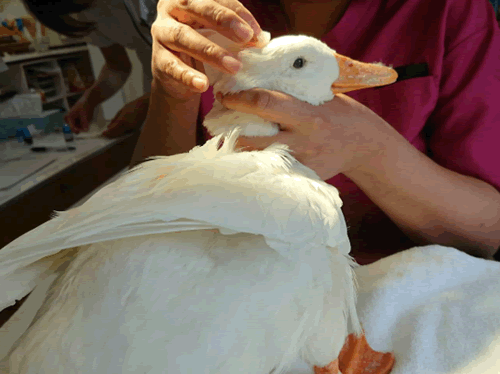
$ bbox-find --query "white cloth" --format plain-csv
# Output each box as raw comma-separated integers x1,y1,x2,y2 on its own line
286,245,500,374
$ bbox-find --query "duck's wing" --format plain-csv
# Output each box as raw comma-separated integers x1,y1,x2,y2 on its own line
0,212,218,311
0,146,221,311
0,132,349,311
0,134,226,300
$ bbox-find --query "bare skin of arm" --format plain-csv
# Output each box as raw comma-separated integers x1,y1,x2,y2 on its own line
129,82,200,167
85,44,132,106
344,129,500,261
65,44,132,133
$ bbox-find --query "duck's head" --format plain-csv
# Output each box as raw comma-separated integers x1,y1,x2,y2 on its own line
200,31,398,106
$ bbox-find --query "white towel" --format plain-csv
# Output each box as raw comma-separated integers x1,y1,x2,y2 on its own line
286,245,500,374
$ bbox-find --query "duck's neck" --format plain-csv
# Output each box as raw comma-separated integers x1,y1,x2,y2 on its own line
279,0,352,39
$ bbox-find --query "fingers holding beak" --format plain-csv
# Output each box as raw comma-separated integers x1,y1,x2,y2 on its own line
245,30,271,48
331,53,398,94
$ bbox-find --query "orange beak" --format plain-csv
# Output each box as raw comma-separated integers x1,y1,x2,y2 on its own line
331,53,398,94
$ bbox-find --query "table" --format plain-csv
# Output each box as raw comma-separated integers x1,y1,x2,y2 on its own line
0,131,140,248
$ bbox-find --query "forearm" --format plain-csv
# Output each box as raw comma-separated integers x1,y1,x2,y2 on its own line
85,63,131,107
345,134,500,259
129,85,200,167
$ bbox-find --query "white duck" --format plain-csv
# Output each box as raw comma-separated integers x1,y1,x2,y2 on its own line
0,31,397,374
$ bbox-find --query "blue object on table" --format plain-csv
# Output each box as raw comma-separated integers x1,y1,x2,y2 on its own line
62,124,74,142
1,21,11,30
15,18,24,32
15,128,24,143
15,127,33,145
0,110,66,141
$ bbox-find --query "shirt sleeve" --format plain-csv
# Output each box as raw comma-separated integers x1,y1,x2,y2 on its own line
426,0,500,192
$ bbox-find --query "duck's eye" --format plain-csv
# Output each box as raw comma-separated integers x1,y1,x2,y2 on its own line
293,57,305,69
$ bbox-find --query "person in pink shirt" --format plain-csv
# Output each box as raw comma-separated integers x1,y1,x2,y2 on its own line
133,0,500,264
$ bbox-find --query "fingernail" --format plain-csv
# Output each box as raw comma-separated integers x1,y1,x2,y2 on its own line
222,56,242,74
193,77,207,92
239,14,261,39
249,22,261,38
231,20,253,42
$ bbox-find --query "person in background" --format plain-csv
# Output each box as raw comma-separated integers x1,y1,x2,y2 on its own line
22,0,156,138
132,0,500,265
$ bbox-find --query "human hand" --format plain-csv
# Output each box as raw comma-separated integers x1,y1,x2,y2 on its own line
64,94,97,134
218,89,399,180
102,94,150,138
151,0,265,100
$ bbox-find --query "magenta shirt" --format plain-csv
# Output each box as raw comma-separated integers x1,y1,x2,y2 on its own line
198,0,500,263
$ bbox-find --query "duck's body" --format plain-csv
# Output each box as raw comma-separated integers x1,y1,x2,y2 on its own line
0,132,358,373
5,232,353,374
0,31,397,373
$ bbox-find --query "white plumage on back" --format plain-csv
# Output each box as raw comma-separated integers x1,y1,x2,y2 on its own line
0,131,359,373
0,30,380,374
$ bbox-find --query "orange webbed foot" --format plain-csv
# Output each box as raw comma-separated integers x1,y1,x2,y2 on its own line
314,332,395,374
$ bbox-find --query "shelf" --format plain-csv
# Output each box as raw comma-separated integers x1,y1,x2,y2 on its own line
3,45,88,64
25,66,61,74
45,93,65,103
4,45,101,133
67,90,85,97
